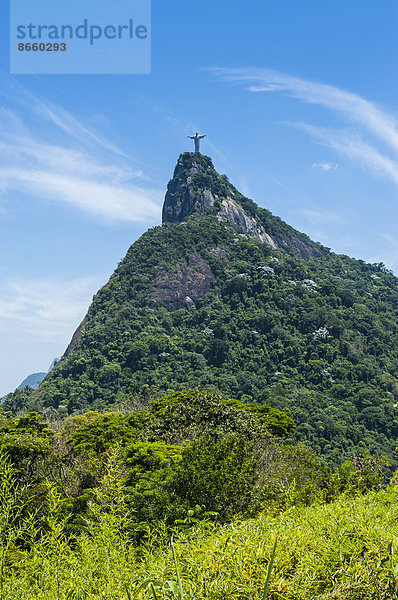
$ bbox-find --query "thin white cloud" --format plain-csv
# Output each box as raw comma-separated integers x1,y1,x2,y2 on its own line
266,175,295,195
209,67,398,153
312,162,338,172
0,167,161,222
208,67,398,186
28,96,132,160
294,123,398,185
0,276,103,343
0,92,163,223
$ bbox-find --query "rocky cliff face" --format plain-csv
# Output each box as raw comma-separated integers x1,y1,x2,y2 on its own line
162,153,275,246
162,153,213,224
216,197,276,247
162,153,322,257
153,250,216,311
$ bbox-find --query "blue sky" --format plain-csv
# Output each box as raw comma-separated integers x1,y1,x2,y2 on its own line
1,0,397,395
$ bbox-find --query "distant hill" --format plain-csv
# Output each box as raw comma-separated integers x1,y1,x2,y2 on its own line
19,152,398,465
17,357,59,391
17,372,47,391
2,358,59,399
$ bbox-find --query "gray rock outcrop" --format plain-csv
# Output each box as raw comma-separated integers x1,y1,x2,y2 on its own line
162,153,277,247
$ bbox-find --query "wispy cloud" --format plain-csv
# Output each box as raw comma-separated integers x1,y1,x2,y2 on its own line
312,161,338,172
33,98,130,158
209,67,398,151
0,276,103,343
208,67,398,186
0,88,163,223
293,123,398,184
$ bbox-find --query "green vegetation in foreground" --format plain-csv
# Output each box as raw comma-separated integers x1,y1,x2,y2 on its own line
0,389,395,598
0,390,387,539
3,446,398,599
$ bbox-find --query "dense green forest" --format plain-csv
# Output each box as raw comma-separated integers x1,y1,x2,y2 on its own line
0,390,323,530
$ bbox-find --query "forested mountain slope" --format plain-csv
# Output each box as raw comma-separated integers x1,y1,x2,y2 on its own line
10,152,398,465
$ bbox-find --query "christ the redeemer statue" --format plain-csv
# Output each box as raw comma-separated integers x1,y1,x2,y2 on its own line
188,132,206,153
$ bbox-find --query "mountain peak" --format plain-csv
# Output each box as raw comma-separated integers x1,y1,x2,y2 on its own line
162,152,276,246
162,152,218,224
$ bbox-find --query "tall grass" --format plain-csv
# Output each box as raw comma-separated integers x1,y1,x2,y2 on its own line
2,452,398,599
261,538,277,600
